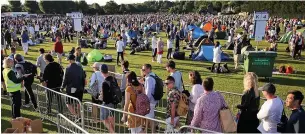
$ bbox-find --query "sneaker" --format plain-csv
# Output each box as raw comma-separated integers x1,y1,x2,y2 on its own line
23,104,31,108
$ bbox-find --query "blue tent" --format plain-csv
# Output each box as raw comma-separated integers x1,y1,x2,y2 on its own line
187,25,206,39
193,39,231,61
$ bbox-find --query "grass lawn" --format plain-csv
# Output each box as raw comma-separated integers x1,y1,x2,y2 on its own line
1,31,305,133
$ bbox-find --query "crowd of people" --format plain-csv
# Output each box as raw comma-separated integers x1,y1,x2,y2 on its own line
1,13,305,133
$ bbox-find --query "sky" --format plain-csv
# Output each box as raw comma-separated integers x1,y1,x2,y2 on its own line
1,0,146,6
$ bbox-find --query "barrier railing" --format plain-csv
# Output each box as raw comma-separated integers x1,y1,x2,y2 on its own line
57,114,89,134
82,102,173,133
35,84,84,127
178,125,219,133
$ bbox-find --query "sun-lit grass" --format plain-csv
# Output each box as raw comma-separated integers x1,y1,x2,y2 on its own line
2,31,305,132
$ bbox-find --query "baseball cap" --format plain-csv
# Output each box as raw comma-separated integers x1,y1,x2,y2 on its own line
100,64,108,73
91,62,101,68
67,54,75,61
259,83,276,94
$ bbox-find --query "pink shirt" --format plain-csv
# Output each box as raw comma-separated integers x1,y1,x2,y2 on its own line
191,91,228,132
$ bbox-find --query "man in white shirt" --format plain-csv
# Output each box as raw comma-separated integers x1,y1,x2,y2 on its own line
257,83,283,133
116,36,124,66
165,60,184,92
141,64,157,133
151,33,157,62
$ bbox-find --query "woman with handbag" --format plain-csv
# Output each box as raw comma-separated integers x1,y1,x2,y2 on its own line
121,71,144,134
191,77,228,132
89,62,104,122
185,71,204,125
236,72,260,133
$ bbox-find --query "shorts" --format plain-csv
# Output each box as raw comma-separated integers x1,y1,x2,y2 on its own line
152,48,157,57
66,92,83,104
56,53,62,59
145,103,156,119
129,126,142,134
165,116,180,127
100,103,114,120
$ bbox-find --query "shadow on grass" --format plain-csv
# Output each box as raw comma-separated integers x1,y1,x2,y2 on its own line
271,76,305,87
1,98,57,133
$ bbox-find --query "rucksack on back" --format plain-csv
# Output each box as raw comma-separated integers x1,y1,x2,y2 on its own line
20,61,37,76
177,93,189,116
106,76,122,105
135,93,150,116
150,75,164,100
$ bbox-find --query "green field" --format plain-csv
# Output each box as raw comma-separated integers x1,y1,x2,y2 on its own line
1,31,305,133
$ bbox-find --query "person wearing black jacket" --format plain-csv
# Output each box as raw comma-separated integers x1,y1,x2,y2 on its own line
14,54,38,110
42,54,64,113
62,54,85,116
237,72,260,133
4,29,11,48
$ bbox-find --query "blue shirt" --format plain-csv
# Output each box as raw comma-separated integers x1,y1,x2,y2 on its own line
21,33,29,43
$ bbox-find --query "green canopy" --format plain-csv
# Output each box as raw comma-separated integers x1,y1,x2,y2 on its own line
279,29,305,43
87,49,104,62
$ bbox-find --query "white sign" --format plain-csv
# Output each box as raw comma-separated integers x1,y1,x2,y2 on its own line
254,11,269,41
73,18,82,32
70,12,83,19
254,12,269,21
254,20,267,41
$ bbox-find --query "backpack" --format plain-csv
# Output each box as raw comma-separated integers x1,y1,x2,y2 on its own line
150,75,164,101
177,93,189,116
19,61,37,76
105,76,122,105
87,73,99,99
132,88,150,116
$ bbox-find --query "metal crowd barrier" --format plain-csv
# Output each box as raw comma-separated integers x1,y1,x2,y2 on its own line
35,84,84,127
82,102,172,133
57,114,89,134
178,125,219,133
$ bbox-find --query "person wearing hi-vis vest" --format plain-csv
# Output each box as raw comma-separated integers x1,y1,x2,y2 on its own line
2,57,31,118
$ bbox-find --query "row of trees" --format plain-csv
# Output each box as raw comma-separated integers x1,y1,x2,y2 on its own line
1,0,305,17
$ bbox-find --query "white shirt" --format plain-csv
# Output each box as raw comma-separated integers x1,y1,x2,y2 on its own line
35,25,39,32
257,96,283,133
152,36,157,49
167,39,173,49
116,40,124,52
213,46,222,63
189,84,204,111
28,26,35,35
90,71,104,92
170,71,183,92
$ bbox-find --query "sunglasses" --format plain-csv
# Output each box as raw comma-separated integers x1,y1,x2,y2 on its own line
165,82,173,85
141,69,145,71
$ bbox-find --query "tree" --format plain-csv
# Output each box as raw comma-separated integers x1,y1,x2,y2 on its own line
213,1,222,12
39,1,55,14
77,0,89,13
9,0,22,12
1,5,10,12
23,0,40,13
119,4,127,13
103,1,119,14
182,1,194,13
